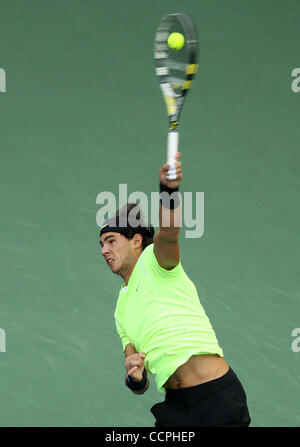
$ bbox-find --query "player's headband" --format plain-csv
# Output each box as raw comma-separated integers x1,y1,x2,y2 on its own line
99,223,154,239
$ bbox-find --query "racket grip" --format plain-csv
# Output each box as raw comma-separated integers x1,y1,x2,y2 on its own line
167,130,178,180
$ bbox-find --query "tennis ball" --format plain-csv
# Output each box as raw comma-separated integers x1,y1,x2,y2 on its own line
168,32,185,50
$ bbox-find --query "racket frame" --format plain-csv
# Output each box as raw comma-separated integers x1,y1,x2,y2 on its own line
155,13,198,180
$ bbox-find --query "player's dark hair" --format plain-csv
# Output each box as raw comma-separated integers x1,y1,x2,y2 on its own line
99,203,154,251
120,203,154,250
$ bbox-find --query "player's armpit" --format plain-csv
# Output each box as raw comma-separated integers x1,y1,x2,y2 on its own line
153,228,180,270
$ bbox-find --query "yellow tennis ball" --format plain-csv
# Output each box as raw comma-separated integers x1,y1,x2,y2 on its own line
168,32,185,50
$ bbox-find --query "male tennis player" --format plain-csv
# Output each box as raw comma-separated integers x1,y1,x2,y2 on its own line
99,153,251,427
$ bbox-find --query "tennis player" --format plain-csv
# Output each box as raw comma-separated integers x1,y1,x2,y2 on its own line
99,153,251,427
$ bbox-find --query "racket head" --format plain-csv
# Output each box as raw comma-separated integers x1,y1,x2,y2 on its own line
154,13,198,128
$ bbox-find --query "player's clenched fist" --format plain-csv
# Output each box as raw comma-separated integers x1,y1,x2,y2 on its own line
125,352,146,382
159,152,182,189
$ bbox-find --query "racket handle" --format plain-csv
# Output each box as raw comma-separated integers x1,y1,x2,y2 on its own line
167,130,178,180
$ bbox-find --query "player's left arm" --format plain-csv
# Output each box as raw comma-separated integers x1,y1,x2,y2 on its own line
154,152,182,270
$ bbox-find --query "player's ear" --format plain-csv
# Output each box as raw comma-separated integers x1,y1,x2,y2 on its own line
133,234,143,250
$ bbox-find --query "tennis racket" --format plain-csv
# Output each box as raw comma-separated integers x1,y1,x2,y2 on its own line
154,13,198,180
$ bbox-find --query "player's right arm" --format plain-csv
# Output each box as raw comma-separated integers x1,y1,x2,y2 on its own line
124,344,149,395
154,152,182,270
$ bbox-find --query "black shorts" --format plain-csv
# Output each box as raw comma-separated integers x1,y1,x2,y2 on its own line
151,367,251,427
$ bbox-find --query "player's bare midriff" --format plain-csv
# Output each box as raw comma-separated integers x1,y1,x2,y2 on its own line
163,354,229,390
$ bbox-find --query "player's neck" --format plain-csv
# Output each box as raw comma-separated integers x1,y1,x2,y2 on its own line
121,251,142,285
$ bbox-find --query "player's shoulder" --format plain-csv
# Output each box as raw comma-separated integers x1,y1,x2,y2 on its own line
134,243,151,267
138,243,155,264
139,242,184,279
141,242,155,256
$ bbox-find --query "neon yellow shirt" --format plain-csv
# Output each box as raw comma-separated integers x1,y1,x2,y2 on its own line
114,243,224,393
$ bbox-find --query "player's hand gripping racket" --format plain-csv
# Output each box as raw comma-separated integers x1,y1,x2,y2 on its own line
154,13,198,180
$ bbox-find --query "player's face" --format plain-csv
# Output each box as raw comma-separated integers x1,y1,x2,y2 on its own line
100,232,134,275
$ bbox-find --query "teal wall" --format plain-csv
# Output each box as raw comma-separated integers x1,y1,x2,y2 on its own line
0,0,299,426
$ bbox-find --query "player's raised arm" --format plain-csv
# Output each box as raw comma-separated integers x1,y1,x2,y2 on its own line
154,152,182,270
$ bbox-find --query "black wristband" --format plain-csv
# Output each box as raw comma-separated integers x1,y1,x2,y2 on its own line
126,373,147,391
159,181,179,194
159,182,180,210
